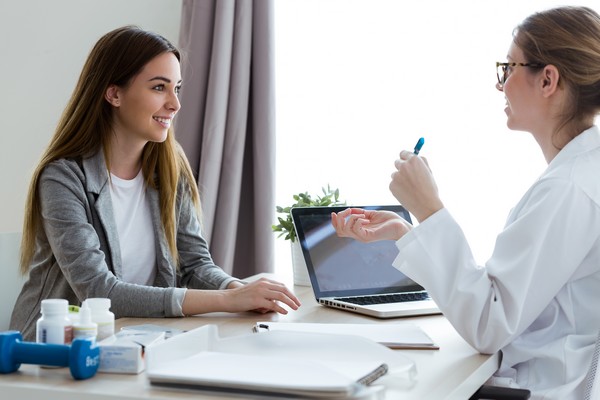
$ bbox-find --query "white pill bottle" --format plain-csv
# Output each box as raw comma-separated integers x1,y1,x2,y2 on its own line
36,299,73,344
83,298,115,340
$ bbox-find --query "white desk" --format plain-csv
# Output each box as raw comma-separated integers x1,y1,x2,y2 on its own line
0,274,499,399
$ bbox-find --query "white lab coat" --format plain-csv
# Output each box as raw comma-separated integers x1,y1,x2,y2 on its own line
393,126,600,400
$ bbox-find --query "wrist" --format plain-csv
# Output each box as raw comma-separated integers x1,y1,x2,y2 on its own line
182,289,228,315
415,202,444,223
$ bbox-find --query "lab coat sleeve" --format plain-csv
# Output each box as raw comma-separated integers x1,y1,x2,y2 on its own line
393,177,600,354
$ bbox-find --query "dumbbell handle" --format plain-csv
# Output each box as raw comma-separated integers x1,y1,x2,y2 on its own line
12,341,71,368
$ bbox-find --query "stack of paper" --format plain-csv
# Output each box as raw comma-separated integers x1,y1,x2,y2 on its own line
146,325,416,398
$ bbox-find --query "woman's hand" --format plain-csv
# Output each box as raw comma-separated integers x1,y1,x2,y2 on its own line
331,207,412,242
224,278,301,314
390,151,444,222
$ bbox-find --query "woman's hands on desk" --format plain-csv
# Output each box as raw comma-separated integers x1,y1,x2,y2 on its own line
182,278,301,316
225,278,301,314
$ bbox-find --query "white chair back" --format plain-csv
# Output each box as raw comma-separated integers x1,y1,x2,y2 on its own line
0,232,26,331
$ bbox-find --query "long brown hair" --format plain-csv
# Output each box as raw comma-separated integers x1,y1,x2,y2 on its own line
20,26,199,274
514,6,600,140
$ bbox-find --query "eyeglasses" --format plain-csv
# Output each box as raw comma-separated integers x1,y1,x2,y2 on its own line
496,62,546,87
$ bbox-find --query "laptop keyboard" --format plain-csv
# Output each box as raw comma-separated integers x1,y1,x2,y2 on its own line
335,292,430,305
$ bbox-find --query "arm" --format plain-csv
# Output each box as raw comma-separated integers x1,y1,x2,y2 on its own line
175,184,300,315
395,178,600,353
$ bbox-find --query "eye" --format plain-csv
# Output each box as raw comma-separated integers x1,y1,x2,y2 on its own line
152,84,165,92
175,85,182,95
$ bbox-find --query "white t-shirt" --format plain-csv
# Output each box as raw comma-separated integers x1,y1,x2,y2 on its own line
109,170,157,285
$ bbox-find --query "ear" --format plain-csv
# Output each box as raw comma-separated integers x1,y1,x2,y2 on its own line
540,65,560,98
105,85,121,107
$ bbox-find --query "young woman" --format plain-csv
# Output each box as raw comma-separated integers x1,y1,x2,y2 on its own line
10,26,300,342
332,6,600,399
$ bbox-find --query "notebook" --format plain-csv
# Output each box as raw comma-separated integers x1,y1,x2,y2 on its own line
291,205,440,318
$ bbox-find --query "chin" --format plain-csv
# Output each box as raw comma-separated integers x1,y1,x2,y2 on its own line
150,131,169,143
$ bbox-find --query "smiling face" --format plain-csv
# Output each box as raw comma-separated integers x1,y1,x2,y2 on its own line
497,42,546,133
105,52,182,150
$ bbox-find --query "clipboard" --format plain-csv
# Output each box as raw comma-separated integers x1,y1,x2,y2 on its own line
253,321,439,350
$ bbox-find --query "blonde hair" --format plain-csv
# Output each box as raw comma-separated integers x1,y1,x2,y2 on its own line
21,26,199,274
514,6,600,138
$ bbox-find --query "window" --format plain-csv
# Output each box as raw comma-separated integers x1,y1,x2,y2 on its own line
273,0,579,279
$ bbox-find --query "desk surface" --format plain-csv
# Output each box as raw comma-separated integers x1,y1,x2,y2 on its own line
0,274,499,400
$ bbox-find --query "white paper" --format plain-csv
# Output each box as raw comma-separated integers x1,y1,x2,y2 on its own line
254,321,437,349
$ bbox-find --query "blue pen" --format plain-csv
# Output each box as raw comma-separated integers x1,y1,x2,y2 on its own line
413,137,425,155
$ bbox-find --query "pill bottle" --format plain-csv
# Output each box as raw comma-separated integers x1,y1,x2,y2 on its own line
68,304,80,326
83,298,115,340
36,299,73,344
73,303,98,341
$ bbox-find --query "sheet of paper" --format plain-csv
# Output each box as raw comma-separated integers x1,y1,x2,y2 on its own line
254,321,438,349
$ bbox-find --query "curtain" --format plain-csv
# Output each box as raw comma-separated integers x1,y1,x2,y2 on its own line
176,0,275,277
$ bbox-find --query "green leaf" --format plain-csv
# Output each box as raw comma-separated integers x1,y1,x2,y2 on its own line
273,185,346,241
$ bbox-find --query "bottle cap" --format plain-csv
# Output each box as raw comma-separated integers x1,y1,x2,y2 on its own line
41,299,68,315
78,303,93,325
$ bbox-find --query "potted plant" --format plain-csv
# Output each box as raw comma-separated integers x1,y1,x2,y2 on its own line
272,185,346,286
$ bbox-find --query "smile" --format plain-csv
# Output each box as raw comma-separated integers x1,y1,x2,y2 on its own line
153,116,171,127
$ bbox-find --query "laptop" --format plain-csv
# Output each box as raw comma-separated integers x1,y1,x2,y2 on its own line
291,205,440,318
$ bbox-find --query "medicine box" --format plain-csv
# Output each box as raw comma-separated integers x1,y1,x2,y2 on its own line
98,330,165,374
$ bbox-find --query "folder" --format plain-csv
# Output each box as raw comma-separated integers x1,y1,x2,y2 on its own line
254,321,439,350
146,325,416,398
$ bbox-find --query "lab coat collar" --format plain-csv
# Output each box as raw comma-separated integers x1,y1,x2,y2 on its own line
546,125,600,171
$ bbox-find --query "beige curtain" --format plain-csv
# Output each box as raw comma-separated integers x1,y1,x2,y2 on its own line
176,0,275,277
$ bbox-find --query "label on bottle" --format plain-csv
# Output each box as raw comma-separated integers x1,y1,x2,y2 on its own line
39,325,72,344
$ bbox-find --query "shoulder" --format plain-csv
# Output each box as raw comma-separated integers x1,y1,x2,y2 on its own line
40,158,85,185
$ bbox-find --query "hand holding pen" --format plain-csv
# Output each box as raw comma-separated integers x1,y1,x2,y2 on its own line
389,137,444,223
413,137,425,155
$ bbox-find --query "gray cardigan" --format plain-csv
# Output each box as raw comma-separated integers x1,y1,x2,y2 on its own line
10,150,236,341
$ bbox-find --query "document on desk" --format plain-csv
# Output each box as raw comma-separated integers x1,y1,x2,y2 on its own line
146,325,417,398
253,321,439,350
148,351,387,398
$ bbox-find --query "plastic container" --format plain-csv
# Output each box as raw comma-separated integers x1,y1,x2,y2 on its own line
83,298,115,340
73,303,98,341
68,304,80,325
36,299,73,344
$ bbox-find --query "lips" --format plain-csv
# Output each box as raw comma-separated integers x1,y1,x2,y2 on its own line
153,116,171,128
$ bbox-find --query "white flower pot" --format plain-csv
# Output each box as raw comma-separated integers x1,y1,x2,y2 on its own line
291,240,311,286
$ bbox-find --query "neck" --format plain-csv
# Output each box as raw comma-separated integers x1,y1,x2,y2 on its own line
534,121,592,164
107,136,146,180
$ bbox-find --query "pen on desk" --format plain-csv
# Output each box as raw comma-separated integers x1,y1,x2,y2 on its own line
413,137,425,155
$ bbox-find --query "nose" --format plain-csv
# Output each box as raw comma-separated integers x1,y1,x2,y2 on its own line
166,91,181,113
496,82,504,92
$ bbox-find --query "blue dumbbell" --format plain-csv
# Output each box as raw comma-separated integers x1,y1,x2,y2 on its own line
0,331,99,380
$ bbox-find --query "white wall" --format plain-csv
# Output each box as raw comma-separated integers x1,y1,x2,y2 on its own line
0,0,182,233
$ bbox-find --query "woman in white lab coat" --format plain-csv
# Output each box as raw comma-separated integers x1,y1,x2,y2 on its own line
332,6,600,399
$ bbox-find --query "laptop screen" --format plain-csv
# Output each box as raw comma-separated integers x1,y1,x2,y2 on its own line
291,205,425,298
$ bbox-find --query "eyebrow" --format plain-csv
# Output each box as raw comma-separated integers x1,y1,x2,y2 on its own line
148,76,183,84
